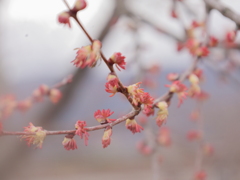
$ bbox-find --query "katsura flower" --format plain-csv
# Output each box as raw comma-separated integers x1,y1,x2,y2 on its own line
187,130,202,141
17,99,32,112
58,11,71,28
125,118,143,134
194,170,207,180
49,88,62,104
75,120,89,146
102,127,112,148
188,74,201,97
72,0,87,13
156,101,168,127
62,135,78,150
72,40,102,68
165,81,188,107
21,122,46,149
94,109,115,123
143,105,155,116
105,78,119,97
109,52,126,71
32,84,49,102
157,127,171,146
208,36,218,47
127,82,153,107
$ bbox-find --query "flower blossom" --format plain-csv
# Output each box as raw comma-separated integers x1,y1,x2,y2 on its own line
21,122,46,149
165,81,188,107
58,12,71,28
186,38,209,57
72,40,102,69
127,82,154,108
188,74,201,97
49,88,62,104
102,127,112,148
105,73,119,97
62,135,78,150
94,109,115,123
75,120,89,146
108,52,126,71
156,101,168,127
157,127,171,146
72,0,87,13
125,118,143,134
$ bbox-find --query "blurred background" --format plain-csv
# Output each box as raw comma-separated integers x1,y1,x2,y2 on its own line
0,0,240,179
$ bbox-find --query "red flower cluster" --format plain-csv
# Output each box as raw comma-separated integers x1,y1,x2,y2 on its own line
105,73,119,97
94,109,115,123
166,80,188,107
58,12,71,28
21,123,46,149
72,0,87,13
185,39,209,57
108,52,126,71
125,119,143,134
75,120,89,146
102,127,112,148
127,82,154,112
62,136,78,150
72,40,102,69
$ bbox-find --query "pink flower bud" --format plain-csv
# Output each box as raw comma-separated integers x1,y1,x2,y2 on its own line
49,88,62,104
94,109,114,123
156,101,168,127
21,122,46,149
109,52,126,71
102,127,112,148
125,119,144,134
58,11,71,28
62,135,78,150
75,120,89,146
72,0,87,13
